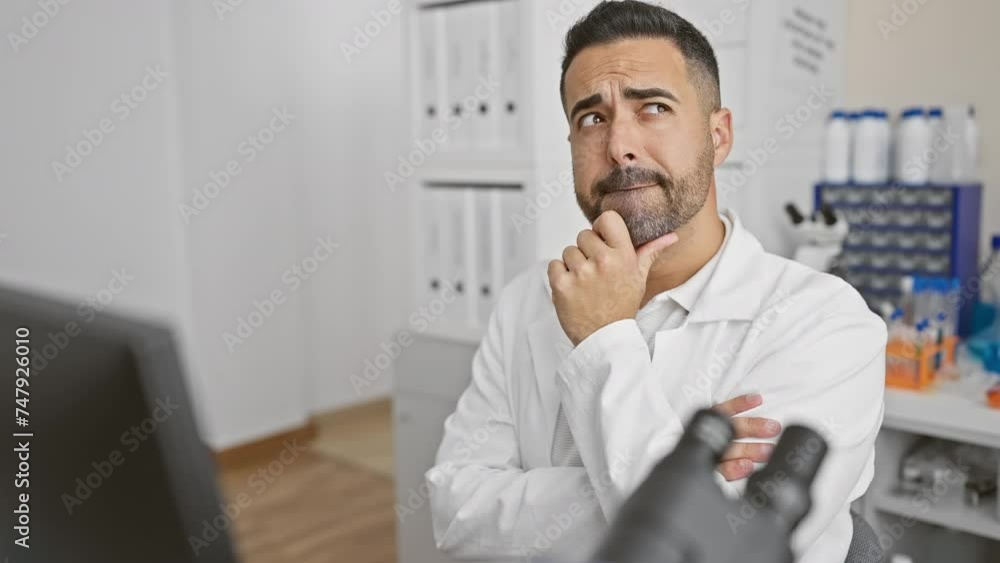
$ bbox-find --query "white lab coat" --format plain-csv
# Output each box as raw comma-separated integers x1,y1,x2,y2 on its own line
427,210,887,563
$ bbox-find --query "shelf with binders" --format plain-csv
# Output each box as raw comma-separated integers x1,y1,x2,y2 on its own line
410,165,587,342
408,0,575,171
814,183,983,336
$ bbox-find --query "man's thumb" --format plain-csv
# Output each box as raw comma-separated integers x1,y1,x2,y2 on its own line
637,232,679,274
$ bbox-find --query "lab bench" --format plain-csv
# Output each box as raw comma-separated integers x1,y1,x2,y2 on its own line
814,183,983,336
858,387,1000,562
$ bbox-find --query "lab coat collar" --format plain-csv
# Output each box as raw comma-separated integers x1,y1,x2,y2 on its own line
542,209,766,324
649,212,733,313
686,209,766,323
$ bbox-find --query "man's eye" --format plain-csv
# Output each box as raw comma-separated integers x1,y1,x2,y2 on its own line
580,113,603,127
641,103,670,115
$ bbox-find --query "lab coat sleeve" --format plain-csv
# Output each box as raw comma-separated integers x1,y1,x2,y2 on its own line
551,318,738,521
730,308,887,559
426,302,607,560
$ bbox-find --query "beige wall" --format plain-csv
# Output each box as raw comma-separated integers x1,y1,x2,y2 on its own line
845,0,999,256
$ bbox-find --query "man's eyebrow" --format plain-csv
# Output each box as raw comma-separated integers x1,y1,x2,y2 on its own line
568,88,681,121
568,93,602,121
623,87,680,104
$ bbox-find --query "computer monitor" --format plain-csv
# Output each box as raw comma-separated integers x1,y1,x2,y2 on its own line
0,284,239,563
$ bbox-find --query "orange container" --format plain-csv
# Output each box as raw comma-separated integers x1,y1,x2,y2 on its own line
987,385,1000,409
885,335,958,390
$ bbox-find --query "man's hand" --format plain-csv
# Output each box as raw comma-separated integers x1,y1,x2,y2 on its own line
547,210,679,346
713,393,782,481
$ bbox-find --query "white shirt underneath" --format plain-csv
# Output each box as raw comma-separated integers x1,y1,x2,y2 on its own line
550,214,733,466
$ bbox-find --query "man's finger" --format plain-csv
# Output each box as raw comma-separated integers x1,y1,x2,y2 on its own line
717,459,753,482
576,229,606,259
731,416,782,439
562,246,587,271
547,260,568,282
713,393,763,417
591,210,632,249
721,441,775,463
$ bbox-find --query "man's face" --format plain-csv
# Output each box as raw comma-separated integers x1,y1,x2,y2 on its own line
563,38,720,246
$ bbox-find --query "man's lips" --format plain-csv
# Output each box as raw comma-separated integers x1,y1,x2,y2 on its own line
609,183,658,192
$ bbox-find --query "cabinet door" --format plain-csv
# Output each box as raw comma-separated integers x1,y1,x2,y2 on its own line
394,392,461,563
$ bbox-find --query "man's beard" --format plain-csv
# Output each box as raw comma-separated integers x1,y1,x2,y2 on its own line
576,140,715,247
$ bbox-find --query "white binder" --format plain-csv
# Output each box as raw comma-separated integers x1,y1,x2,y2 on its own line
417,9,443,141
473,188,501,325
443,4,474,152
443,186,472,326
469,1,501,150
497,0,523,150
420,186,447,306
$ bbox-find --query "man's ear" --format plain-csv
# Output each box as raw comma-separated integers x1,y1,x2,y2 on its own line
710,107,734,166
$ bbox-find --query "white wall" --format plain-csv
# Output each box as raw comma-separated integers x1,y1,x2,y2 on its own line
171,0,312,448
299,0,410,413
845,0,999,254
1,0,410,449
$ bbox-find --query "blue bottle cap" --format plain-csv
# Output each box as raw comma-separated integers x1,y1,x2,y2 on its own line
830,110,848,119
928,107,944,118
992,234,1000,249
901,107,924,118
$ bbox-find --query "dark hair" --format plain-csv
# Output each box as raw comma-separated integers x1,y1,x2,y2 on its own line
560,0,720,114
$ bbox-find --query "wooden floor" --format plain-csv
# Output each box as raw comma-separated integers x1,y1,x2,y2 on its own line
218,400,397,563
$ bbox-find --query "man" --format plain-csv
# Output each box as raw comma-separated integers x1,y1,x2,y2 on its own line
427,2,886,562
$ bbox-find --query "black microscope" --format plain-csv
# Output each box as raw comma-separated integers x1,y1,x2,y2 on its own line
589,408,828,563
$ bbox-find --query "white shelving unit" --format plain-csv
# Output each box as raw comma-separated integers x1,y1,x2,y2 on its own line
861,388,1000,562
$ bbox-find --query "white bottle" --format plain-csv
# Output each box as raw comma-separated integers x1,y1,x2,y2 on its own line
853,110,885,184
964,104,979,182
895,107,931,185
823,110,851,184
877,110,892,183
944,105,970,183
927,106,949,184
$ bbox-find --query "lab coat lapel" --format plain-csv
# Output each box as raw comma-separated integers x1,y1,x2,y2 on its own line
525,312,574,463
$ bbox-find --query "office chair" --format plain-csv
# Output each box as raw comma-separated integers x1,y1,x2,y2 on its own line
846,510,884,563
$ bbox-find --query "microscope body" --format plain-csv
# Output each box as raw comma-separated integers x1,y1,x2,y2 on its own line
591,409,827,563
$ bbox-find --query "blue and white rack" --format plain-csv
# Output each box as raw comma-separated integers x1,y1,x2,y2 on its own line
814,183,983,336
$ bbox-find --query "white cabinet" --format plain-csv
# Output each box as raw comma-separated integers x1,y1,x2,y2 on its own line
394,336,478,563
394,391,461,563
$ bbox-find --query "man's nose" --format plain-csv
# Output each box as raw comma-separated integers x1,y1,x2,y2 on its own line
606,118,640,166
